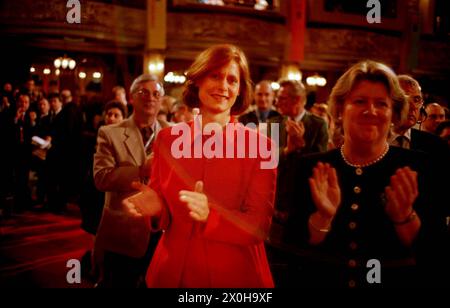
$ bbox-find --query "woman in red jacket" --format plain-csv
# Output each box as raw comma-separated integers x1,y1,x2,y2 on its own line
126,44,277,288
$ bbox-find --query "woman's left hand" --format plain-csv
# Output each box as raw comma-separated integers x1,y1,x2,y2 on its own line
384,167,418,222
179,181,209,222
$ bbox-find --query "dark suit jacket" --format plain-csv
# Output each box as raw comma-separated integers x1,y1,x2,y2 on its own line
411,128,450,215
35,115,52,138
279,147,449,287
238,109,280,126
269,111,329,156
411,128,449,159
270,112,329,238
46,104,82,157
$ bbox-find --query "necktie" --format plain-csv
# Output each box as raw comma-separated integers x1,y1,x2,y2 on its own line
259,112,267,123
141,127,154,155
395,135,409,149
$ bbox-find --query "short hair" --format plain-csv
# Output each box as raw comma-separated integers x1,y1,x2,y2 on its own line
47,92,60,101
397,74,421,92
104,100,127,118
17,92,30,103
61,89,72,96
129,74,164,96
255,80,273,91
112,85,125,93
183,44,253,115
38,97,49,105
17,90,30,99
425,102,444,113
327,60,408,130
278,79,306,100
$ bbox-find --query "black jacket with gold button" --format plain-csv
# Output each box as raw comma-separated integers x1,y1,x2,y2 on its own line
280,146,449,287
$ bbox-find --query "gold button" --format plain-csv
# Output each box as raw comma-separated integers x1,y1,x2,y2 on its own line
349,280,356,288
355,168,363,175
353,186,361,194
349,222,357,230
348,259,357,267
351,203,359,211
349,242,358,250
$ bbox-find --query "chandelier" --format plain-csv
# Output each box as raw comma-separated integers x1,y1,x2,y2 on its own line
53,55,76,70
306,74,327,87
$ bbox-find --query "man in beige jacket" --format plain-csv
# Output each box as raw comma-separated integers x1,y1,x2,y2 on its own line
93,74,169,287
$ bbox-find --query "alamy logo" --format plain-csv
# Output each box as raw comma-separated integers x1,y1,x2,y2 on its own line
366,259,381,284
66,0,81,24
66,259,81,284
170,116,279,170
366,0,381,24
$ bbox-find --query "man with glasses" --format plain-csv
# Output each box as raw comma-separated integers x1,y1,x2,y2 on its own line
389,75,447,155
390,76,450,271
93,74,169,287
390,75,449,216
271,79,328,156
267,80,328,254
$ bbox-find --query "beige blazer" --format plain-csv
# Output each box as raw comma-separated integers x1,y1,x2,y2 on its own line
93,115,168,258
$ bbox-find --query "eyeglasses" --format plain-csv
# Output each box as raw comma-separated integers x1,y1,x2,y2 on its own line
135,88,162,100
406,95,423,108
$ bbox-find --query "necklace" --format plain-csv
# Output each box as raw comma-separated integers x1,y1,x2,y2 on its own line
340,143,389,168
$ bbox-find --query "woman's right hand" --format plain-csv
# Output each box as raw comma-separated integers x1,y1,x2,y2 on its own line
308,162,341,219
122,181,162,217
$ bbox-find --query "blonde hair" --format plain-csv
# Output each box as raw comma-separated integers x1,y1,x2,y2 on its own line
327,60,407,130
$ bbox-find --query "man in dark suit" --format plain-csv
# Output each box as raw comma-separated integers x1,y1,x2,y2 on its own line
390,75,449,218
268,80,328,246
390,75,448,157
2,93,35,211
270,79,328,157
43,90,83,212
239,80,280,126
60,89,83,201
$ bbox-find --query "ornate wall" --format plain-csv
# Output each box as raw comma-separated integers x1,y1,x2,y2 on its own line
1,0,449,86
0,0,146,53
304,28,401,70
166,12,286,66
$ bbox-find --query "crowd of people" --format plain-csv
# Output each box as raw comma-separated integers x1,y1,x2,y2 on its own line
0,44,449,288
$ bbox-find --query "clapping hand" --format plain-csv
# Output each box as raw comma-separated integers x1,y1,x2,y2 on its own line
179,181,210,222
309,162,341,219
384,167,418,223
285,119,306,153
123,181,162,217
15,107,26,121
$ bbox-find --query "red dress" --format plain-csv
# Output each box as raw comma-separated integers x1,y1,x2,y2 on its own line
146,121,277,288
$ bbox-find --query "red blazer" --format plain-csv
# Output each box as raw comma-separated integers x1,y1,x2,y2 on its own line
146,121,277,288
